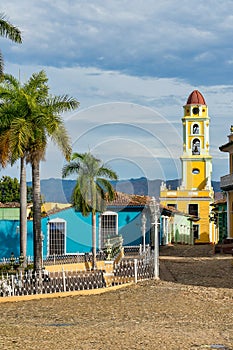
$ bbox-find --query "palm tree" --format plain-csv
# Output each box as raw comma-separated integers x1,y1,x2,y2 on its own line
0,71,79,272
0,74,32,264
0,13,22,75
25,71,79,272
62,152,118,269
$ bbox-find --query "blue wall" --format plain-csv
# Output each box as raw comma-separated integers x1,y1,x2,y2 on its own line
0,207,151,259
118,210,149,246
0,220,34,259
44,209,93,255
0,220,20,258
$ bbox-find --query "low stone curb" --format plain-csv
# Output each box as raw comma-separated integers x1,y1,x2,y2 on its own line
0,281,134,304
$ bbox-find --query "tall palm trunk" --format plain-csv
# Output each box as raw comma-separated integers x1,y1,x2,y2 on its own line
32,160,42,272
92,210,97,270
20,155,27,266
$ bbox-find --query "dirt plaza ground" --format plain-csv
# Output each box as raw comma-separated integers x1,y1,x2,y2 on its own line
0,244,233,350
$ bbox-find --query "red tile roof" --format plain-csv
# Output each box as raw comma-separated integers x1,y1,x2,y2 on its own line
186,90,206,105
107,192,151,206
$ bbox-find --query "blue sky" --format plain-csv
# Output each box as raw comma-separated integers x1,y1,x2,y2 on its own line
1,0,233,181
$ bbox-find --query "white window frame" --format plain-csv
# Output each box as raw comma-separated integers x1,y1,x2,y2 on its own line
47,218,67,256
99,211,118,250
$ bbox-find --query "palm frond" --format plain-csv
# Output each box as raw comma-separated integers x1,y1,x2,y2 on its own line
62,160,80,178
9,118,34,159
0,13,22,43
97,178,116,201
71,152,85,161
51,125,72,161
1,73,21,89
97,166,118,180
24,70,49,99
0,130,11,167
46,95,80,113
72,182,91,216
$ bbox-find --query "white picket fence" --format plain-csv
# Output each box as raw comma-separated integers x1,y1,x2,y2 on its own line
0,255,154,298
0,269,106,297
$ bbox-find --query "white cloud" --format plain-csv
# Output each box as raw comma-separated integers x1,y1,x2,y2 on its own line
2,62,230,181
2,0,233,84
0,1,232,182
194,52,215,62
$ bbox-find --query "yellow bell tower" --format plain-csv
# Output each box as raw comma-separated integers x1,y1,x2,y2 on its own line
160,90,215,243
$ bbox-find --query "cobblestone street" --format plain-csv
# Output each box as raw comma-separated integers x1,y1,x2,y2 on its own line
0,245,232,350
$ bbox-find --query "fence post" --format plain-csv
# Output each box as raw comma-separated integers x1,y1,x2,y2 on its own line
11,274,14,296
134,259,138,284
62,268,66,292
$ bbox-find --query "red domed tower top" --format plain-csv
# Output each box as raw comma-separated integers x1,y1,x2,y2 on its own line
186,90,206,105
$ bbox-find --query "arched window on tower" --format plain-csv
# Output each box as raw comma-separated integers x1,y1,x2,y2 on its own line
192,123,199,134
192,138,200,155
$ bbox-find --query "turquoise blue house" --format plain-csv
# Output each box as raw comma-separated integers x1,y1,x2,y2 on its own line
0,193,195,260
0,194,152,259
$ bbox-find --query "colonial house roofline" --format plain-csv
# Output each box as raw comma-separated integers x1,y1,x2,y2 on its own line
0,202,21,208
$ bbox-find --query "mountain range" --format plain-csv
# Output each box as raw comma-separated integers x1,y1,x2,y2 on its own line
36,177,221,203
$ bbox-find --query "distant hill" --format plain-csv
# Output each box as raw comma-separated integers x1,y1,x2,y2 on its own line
34,177,221,203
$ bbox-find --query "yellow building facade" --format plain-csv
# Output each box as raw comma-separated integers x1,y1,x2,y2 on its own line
219,128,233,239
160,90,215,243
